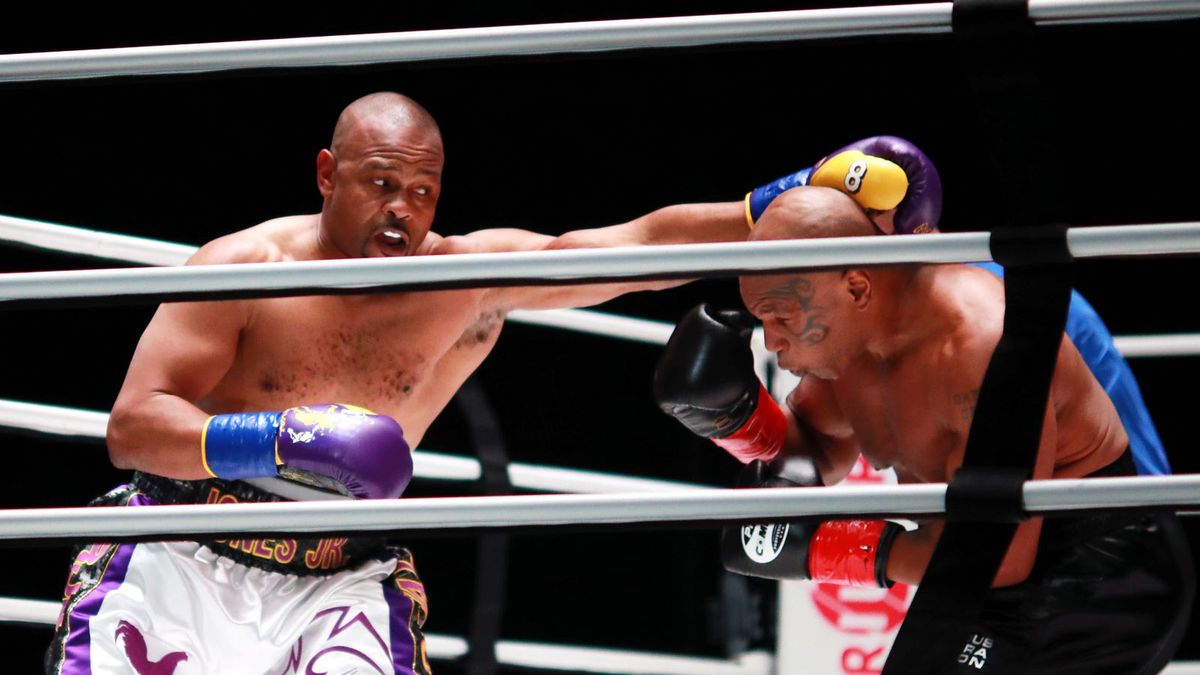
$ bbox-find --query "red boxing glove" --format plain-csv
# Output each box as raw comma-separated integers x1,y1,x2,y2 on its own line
721,461,901,587
711,383,788,464
808,520,898,587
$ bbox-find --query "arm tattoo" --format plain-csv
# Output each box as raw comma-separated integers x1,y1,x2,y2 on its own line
952,389,980,423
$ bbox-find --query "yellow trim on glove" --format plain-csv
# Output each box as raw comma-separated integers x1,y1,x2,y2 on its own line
200,416,218,478
810,151,908,211
744,192,755,230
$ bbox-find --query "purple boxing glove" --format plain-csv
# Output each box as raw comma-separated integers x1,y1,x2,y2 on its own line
746,136,943,235
816,136,943,234
202,403,413,499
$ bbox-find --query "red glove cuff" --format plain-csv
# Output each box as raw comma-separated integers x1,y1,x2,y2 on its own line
713,384,787,464
808,520,892,587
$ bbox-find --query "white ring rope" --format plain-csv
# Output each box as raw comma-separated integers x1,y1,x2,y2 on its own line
1112,333,1200,358
0,214,194,267
0,597,773,675
0,475,1194,542
0,213,676,345
2,593,1197,674
3,222,1200,305
0,398,710,496
0,1,1194,83
4,14,1195,674
3,213,1197,356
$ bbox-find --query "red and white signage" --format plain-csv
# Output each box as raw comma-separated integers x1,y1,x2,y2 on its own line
777,456,913,675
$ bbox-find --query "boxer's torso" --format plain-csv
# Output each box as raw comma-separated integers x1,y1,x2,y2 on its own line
827,265,1127,483
198,215,505,447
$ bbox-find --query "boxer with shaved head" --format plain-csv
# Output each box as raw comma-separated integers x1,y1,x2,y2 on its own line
656,186,1194,674
47,91,761,675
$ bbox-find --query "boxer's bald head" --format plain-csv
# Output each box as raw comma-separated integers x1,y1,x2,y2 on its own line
750,186,877,244
317,92,445,260
330,92,442,157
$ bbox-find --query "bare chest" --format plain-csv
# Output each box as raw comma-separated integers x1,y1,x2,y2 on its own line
212,292,501,418
833,364,962,482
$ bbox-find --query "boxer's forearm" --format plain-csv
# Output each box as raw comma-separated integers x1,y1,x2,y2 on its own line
545,202,746,252
106,392,213,480
886,518,1039,587
886,520,942,585
631,201,747,246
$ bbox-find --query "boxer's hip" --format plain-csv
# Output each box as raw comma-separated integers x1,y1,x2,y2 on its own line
963,449,1194,674
47,479,430,674
47,538,426,674
130,472,395,576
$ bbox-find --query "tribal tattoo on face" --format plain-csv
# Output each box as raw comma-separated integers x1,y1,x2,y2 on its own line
760,277,830,346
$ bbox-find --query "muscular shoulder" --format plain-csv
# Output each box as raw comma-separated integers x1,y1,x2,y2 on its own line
187,215,314,266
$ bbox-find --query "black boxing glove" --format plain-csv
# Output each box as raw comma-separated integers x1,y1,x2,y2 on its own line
721,460,901,587
654,304,787,464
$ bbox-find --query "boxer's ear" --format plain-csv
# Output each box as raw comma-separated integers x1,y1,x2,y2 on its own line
845,270,871,309
316,149,337,197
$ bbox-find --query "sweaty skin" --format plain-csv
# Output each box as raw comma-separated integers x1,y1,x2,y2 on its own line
107,92,748,479
739,187,1127,588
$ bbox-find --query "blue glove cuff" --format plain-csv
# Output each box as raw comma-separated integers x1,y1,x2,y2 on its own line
748,167,812,223
202,411,282,479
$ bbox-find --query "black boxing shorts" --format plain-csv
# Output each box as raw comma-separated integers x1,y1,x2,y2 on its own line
131,471,394,575
945,450,1195,675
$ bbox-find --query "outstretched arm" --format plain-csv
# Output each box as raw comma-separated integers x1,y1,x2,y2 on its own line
437,201,747,312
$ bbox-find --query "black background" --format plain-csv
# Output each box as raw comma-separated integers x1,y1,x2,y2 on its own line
1,3,1198,673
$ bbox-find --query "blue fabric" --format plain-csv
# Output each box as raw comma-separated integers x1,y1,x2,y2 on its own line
974,262,1170,475
204,411,282,479
749,167,812,222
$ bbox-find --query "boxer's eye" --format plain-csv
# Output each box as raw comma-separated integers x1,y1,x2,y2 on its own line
372,178,389,188
413,186,430,197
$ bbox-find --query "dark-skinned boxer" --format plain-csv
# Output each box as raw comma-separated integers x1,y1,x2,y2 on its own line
656,185,1193,674
47,101,928,675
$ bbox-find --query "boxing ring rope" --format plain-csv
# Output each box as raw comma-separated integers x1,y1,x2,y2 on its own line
0,213,677,345
4,219,1195,667
3,593,1195,674
0,394,767,674
0,1,1195,83
3,221,1200,305
0,597,772,675
0,474,1195,544
0,398,711,495
2,9,1194,675
5,213,1198,356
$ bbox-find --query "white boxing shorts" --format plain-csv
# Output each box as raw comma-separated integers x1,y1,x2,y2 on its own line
46,480,431,675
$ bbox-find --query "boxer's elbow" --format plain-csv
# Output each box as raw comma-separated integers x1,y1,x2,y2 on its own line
993,563,1035,588
105,405,139,470
992,524,1040,587
105,396,163,471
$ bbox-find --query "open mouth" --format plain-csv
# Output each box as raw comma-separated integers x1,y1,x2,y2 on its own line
373,228,410,257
